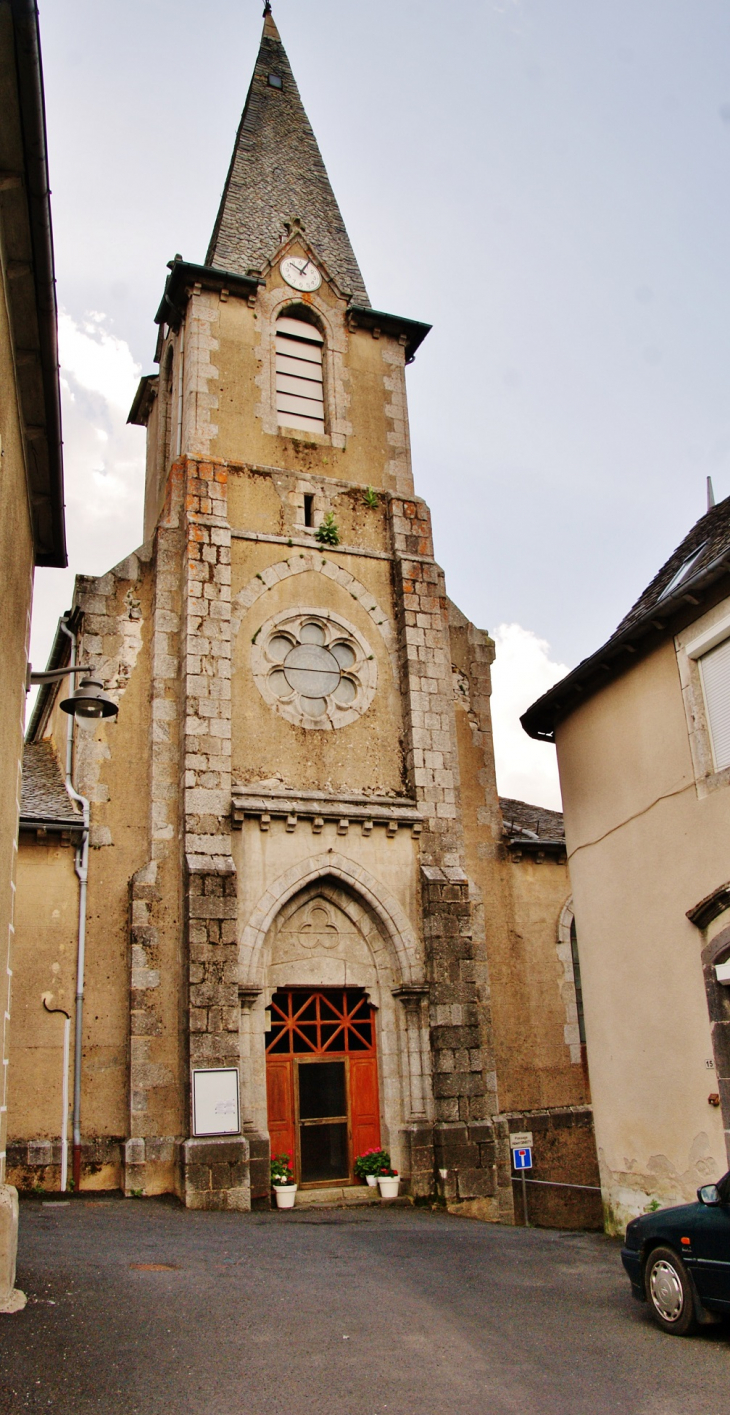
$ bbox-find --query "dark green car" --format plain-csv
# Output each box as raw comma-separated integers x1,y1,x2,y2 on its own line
621,1170,730,1335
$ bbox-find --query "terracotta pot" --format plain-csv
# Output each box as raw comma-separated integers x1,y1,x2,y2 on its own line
377,1176,400,1199
273,1183,297,1209
365,1174,378,1188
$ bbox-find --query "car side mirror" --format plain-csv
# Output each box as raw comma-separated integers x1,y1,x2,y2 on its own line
697,1184,722,1206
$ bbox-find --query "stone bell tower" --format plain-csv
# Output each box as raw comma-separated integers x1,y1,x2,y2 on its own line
104,4,514,1211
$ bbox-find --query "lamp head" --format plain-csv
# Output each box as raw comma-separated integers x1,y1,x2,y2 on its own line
59,678,118,720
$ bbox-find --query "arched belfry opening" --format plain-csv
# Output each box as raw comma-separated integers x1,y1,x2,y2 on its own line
275,307,325,434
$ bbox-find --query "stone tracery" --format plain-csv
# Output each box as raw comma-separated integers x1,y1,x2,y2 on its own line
251,607,377,729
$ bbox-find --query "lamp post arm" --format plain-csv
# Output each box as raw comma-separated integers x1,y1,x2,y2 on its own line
27,665,93,690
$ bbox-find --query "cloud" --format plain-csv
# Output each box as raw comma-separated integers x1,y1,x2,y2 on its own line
58,311,141,410
30,311,147,682
489,623,568,810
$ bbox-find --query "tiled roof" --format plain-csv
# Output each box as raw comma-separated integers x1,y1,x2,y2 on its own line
612,495,730,638
205,13,370,306
499,797,565,844
522,495,730,741
20,742,81,827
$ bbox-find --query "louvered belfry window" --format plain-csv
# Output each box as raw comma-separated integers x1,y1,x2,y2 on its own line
275,313,325,435
700,637,730,771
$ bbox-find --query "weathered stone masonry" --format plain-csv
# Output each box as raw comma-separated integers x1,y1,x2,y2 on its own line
389,494,511,1214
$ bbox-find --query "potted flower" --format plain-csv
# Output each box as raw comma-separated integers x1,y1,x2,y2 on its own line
377,1165,400,1199
354,1148,391,1187
271,1152,297,1209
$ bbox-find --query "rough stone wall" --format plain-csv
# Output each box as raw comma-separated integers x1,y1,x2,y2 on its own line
699,915,730,1167
504,1108,603,1229
388,495,507,1206
180,458,248,1207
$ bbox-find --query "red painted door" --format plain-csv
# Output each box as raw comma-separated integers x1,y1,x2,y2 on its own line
265,989,381,1184
266,1058,295,1170
349,1055,380,1161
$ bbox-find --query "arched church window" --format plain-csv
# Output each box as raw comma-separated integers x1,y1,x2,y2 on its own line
570,917,586,1045
275,310,325,435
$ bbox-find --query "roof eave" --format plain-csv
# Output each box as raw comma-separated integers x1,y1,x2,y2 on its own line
154,260,262,331
522,560,730,742
127,374,158,427
19,815,83,834
347,304,431,363
4,0,66,568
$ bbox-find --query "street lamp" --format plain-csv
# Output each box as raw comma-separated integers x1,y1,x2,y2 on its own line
27,665,119,720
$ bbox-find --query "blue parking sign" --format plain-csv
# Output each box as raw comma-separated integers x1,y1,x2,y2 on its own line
513,1147,532,1170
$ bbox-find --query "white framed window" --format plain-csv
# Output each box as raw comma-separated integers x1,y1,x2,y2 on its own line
683,609,730,777
698,638,730,771
275,313,325,435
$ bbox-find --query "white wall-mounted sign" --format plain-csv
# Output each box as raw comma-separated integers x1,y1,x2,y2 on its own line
191,1068,241,1137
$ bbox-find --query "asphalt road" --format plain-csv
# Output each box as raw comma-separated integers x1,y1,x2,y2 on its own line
1,1197,729,1415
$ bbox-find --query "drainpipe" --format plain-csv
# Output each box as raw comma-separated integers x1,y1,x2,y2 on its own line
58,617,90,1193
42,999,71,1192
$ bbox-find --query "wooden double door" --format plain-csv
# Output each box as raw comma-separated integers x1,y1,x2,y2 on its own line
265,988,380,1186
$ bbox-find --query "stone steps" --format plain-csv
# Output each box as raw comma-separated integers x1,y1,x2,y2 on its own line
291,1185,410,1209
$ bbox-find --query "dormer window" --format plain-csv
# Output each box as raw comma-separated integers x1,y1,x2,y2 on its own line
275,313,325,435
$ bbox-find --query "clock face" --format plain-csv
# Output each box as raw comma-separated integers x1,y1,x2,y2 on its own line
281,256,322,293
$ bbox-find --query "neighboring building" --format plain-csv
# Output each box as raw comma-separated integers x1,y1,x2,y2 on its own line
0,0,66,1310
523,496,730,1232
10,9,598,1224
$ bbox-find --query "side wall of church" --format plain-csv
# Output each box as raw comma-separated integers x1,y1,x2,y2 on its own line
448,602,601,1227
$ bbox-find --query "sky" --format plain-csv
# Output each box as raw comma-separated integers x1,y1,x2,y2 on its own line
29,0,730,809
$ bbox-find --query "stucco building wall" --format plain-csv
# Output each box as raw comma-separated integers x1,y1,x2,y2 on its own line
0,197,35,1214
556,635,728,1231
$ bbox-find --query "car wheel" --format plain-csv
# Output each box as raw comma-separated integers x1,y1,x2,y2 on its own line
644,1246,698,1336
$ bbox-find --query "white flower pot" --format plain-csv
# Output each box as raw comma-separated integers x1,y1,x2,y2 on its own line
365,1174,378,1188
377,1176,400,1199
274,1184,297,1209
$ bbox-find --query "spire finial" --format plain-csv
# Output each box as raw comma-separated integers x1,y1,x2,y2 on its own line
707,475,716,511
262,2,279,38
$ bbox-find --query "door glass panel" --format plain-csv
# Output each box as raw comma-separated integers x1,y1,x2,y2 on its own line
300,1122,349,1183
292,1025,317,1053
298,1060,346,1119
268,1030,290,1054
347,1024,370,1050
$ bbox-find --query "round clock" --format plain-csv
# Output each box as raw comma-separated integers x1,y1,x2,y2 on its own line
281,256,322,292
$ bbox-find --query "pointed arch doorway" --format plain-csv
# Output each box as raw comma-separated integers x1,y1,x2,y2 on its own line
265,988,381,1186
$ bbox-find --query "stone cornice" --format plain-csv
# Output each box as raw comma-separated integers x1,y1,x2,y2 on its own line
231,785,422,836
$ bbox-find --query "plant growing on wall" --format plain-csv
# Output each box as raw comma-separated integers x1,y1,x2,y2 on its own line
315,512,340,546
362,485,378,509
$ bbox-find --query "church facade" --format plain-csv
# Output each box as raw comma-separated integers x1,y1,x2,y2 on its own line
9,10,598,1223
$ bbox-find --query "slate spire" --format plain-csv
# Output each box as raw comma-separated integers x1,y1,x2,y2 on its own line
205,9,370,306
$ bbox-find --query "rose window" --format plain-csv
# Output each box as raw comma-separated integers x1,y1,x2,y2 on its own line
251,609,377,730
